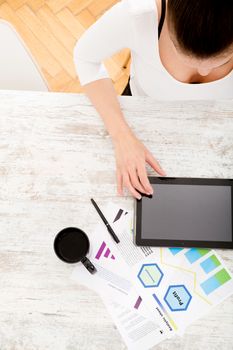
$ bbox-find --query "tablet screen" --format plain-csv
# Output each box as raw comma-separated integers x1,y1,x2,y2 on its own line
141,184,232,242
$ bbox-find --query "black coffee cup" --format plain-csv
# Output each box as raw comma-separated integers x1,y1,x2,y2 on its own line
54,227,96,274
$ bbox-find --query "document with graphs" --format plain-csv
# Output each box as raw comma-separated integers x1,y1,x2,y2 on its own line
71,205,169,349
109,204,233,335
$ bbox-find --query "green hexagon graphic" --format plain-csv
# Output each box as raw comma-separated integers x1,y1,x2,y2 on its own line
138,264,164,288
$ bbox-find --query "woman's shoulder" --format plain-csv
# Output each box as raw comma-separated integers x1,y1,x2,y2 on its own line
124,0,158,17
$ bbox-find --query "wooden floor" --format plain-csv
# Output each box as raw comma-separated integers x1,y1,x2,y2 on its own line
0,0,130,94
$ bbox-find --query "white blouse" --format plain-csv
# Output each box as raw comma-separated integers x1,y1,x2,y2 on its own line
73,0,233,100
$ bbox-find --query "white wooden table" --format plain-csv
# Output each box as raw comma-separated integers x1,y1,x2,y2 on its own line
0,90,232,350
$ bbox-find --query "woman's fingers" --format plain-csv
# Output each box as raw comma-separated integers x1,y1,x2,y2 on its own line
146,151,166,176
114,135,165,199
117,166,150,198
137,164,153,194
129,166,149,194
123,172,142,199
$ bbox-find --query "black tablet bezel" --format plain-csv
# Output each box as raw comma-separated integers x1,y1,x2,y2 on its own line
135,177,233,249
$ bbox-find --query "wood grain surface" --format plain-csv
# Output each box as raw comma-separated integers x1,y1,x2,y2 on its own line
0,90,232,349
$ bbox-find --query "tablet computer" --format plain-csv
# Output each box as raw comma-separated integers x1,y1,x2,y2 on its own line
134,177,233,249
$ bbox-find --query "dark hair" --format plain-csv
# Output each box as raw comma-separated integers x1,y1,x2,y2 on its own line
167,0,233,58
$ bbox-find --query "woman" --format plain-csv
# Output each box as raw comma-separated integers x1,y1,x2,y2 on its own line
73,0,233,200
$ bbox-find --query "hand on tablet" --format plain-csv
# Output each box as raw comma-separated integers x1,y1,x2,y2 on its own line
113,131,166,200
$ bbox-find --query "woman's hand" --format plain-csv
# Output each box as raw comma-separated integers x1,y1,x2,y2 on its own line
113,131,166,199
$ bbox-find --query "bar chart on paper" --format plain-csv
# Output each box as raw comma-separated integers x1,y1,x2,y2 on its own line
200,268,231,295
200,255,221,273
95,241,115,261
167,247,232,296
169,247,210,263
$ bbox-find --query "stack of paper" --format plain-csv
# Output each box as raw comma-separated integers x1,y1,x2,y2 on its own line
71,203,233,349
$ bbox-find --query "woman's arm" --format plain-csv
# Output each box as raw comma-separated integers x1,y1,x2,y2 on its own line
82,78,166,200
82,79,131,141
74,0,166,198
73,0,132,87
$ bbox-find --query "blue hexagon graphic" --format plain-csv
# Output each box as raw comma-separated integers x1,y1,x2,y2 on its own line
164,285,192,311
137,264,164,288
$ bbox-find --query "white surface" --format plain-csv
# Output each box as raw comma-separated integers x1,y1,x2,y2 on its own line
73,0,233,99
0,20,48,91
0,90,232,349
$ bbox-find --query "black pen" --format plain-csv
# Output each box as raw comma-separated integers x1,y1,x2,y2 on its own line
90,198,120,244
